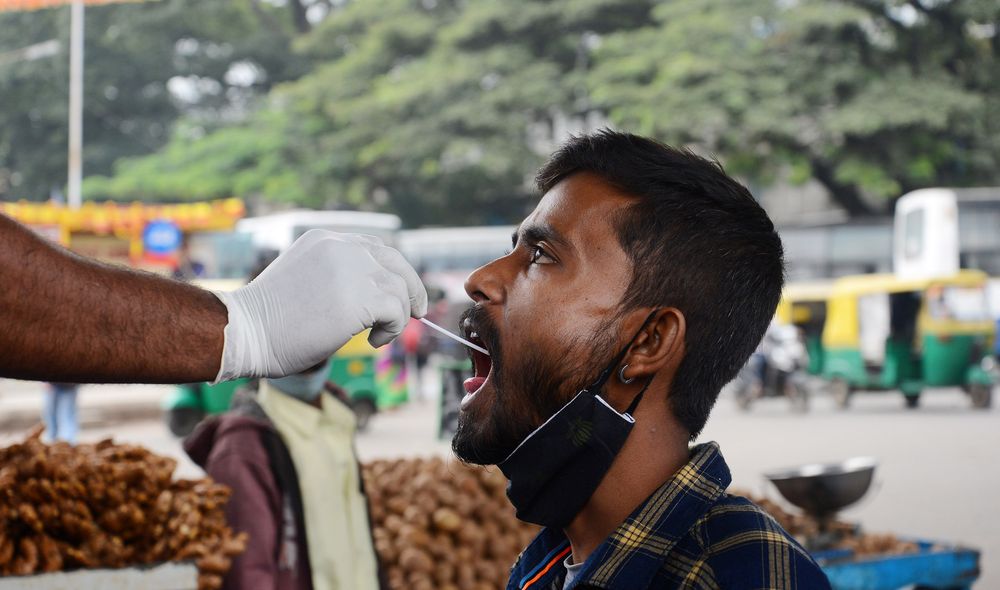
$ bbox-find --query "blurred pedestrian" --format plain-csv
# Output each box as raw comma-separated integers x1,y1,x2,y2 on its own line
42,382,79,444
184,358,383,590
399,318,426,401
172,238,207,281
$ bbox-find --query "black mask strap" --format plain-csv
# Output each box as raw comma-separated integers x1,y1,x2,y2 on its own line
588,310,659,391
624,375,654,416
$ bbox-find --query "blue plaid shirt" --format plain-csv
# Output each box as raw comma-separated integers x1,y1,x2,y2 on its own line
506,442,831,590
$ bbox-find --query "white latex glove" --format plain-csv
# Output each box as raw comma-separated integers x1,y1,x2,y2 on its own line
213,230,427,381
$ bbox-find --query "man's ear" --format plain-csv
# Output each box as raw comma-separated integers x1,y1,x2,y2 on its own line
621,308,686,381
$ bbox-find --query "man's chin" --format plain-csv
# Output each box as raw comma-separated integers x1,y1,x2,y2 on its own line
451,414,518,466
451,442,499,466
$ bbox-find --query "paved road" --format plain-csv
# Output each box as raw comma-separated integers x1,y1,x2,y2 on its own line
2,385,996,587
0,380,165,430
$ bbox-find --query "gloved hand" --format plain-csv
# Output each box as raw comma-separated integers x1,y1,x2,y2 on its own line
213,230,427,381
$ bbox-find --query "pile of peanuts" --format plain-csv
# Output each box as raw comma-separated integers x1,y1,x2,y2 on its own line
362,461,921,590
362,457,539,590
737,491,919,557
0,427,245,589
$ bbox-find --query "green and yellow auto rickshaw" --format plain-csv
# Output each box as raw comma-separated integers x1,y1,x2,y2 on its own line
162,281,408,436
820,270,995,409
775,281,834,376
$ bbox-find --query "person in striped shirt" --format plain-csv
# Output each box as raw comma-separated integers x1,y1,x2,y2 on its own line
452,130,830,589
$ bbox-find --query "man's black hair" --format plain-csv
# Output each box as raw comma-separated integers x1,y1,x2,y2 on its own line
536,129,785,438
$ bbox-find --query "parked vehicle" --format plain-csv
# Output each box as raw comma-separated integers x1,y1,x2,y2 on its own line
776,281,834,376
820,270,995,409
988,277,1000,361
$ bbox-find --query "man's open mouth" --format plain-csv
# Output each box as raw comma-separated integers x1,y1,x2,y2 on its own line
461,319,493,409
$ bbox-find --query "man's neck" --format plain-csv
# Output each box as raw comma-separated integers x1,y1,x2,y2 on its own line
563,407,689,566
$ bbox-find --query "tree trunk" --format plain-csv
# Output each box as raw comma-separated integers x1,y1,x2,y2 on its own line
809,157,877,217
248,0,283,34
288,0,311,34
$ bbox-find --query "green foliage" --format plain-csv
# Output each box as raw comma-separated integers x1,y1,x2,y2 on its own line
94,0,657,225
8,0,998,222
83,111,303,201
591,0,1000,214
0,0,314,201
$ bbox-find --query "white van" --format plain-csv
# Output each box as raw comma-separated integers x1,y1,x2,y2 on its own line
237,210,402,253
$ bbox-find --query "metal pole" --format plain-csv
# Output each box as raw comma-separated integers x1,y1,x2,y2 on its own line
67,0,84,209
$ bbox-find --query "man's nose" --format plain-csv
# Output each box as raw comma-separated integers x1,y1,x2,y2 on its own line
465,257,506,304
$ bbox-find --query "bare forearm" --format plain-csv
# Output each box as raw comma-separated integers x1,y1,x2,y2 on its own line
0,214,225,383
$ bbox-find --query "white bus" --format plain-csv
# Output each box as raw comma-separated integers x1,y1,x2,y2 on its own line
893,188,960,280
894,187,1000,280
397,225,515,274
237,210,402,253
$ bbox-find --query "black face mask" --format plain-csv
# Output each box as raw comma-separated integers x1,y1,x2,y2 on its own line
497,313,656,528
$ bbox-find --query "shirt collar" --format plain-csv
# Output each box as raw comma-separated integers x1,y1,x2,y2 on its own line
510,442,731,590
258,380,323,437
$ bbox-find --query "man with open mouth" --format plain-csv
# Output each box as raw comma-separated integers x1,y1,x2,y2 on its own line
451,130,830,589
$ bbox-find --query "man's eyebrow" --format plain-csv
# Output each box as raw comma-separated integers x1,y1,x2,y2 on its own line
512,223,571,251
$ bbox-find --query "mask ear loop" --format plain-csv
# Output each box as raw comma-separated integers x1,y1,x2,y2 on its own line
624,375,654,418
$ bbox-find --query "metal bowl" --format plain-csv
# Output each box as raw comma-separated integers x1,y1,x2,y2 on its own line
765,457,877,518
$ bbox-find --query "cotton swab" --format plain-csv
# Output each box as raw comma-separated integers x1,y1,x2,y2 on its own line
418,317,490,356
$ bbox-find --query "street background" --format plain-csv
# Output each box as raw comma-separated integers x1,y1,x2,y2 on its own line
2,1,999,587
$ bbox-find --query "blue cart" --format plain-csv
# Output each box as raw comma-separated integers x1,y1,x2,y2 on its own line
814,540,981,590
765,460,982,589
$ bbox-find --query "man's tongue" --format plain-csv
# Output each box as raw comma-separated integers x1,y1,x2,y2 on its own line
463,376,486,394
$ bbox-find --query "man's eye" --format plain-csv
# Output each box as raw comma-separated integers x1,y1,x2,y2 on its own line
529,246,553,264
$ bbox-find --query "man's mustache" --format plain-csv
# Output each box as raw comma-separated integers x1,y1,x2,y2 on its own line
459,305,501,359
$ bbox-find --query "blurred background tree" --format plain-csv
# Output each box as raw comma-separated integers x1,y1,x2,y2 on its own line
83,0,657,226
591,0,1000,215
2,0,997,224
0,0,319,202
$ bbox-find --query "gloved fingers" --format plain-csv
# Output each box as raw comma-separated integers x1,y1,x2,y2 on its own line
290,230,377,261
367,271,411,348
328,232,426,316
291,229,334,248
368,326,393,349
345,233,385,247
372,268,412,319
367,297,410,348
296,232,425,317
362,243,428,318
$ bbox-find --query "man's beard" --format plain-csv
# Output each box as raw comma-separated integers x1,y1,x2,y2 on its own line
452,306,619,466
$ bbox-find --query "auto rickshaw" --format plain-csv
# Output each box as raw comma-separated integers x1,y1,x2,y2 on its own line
820,270,995,409
775,281,834,376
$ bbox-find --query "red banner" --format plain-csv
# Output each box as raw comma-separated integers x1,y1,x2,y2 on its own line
0,0,147,12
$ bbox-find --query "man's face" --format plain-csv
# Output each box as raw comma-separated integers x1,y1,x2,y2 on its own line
453,172,636,465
